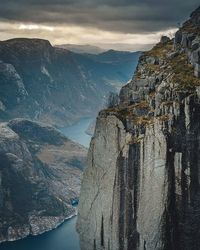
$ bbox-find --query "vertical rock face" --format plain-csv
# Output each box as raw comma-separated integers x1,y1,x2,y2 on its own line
77,114,130,250
77,6,200,250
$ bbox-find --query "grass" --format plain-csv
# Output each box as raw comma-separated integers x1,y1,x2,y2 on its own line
169,52,200,89
132,115,154,126
157,114,171,122
161,101,175,106
180,20,200,34
105,100,153,127
135,70,142,79
149,91,156,97
144,40,174,59
104,32,200,130
146,64,161,75
144,38,200,89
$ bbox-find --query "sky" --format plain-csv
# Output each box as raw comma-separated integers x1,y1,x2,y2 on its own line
0,0,199,51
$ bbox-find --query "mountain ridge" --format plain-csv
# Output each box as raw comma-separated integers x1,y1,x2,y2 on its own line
0,38,140,126
55,44,105,54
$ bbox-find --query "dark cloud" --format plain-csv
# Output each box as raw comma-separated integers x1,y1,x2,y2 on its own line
0,0,199,33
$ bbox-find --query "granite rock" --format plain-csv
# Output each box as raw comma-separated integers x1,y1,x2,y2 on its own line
77,6,200,250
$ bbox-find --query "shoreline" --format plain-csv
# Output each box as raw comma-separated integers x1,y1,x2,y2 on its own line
0,211,77,245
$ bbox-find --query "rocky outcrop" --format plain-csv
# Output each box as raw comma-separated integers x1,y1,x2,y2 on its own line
77,6,200,250
174,7,200,78
85,119,96,136
0,38,140,126
0,118,87,243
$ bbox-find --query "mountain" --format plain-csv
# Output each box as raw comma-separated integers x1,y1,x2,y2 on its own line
0,118,87,243
94,43,155,52
75,50,141,90
77,6,200,250
0,38,140,127
56,43,154,53
55,44,105,54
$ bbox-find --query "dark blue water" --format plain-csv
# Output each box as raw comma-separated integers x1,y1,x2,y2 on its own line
0,118,94,250
0,216,79,250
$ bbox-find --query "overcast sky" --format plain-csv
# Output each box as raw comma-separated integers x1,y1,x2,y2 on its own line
0,0,199,50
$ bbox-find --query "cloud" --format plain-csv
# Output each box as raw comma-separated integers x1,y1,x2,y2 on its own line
0,0,199,33
0,0,199,49
0,21,177,49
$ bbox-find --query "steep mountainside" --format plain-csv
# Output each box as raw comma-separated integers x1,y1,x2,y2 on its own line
0,39,139,126
0,118,87,243
86,50,140,89
77,6,200,250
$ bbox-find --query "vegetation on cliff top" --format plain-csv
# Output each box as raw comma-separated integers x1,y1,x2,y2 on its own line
104,20,200,128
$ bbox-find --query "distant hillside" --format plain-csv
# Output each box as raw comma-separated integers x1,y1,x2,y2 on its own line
86,49,141,88
0,38,140,126
55,44,105,54
0,118,87,242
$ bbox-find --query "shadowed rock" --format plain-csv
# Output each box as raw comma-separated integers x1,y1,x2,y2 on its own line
77,6,200,250
0,119,87,243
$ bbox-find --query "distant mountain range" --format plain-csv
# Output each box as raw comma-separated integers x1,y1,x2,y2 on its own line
0,38,140,126
56,43,154,54
55,44,105,54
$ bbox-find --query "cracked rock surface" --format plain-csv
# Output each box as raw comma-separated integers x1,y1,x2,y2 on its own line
77,6,200,250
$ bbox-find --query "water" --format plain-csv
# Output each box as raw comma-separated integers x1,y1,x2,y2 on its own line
59,117,94,148
0,117,94,250
0,216,80,250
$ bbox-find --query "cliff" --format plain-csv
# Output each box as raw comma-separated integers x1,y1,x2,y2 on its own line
0,38,139,126
0,118,87,243
77,6,200,250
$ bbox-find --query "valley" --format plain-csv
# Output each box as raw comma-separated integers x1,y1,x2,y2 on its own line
0,38,140,127
0,116,93,250
1,2,200,250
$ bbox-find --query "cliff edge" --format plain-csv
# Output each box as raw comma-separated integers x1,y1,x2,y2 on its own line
77,6,200,250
